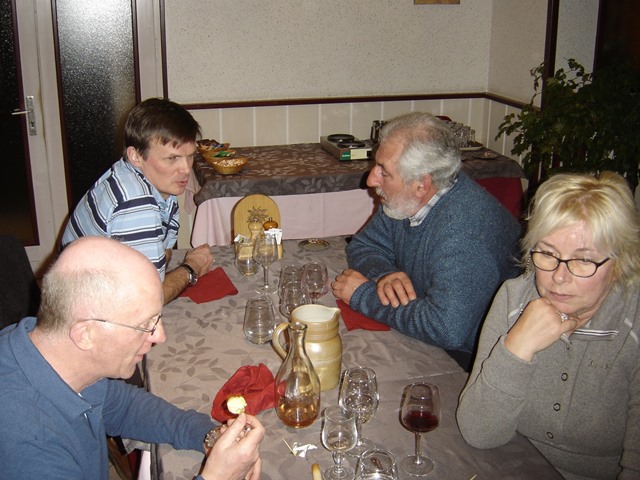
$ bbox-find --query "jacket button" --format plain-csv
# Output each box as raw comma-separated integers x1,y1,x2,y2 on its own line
561,373,568,381
553,403,561,411
546,432,554,439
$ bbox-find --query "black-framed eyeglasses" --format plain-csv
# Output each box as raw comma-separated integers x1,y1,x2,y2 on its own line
530,250,610,278
82,314,162,334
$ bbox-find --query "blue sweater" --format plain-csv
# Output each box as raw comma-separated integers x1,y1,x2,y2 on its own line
347,172,521,353
0,318,215,480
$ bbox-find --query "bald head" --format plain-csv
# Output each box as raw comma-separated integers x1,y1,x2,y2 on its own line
38,237,162,333
57,236,158,278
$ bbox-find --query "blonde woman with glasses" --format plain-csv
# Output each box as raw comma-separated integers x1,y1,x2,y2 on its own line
457,171,640,479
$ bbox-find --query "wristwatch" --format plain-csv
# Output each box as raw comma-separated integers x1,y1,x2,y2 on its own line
204,426,223,450
180,263,198,286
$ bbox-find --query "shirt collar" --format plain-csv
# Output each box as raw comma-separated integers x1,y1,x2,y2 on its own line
122,158,176,208
10,317,106,421
408,178,457,227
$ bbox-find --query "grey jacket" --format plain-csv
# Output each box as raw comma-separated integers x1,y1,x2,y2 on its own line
456,274,640,480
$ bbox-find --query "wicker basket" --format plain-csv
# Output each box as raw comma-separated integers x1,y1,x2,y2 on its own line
206,156,248,175
196,139,230,156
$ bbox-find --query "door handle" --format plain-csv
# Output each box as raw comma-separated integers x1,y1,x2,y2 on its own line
11,96,37,135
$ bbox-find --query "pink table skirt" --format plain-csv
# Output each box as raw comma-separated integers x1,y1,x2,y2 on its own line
188,178,524,247
190,189,379,246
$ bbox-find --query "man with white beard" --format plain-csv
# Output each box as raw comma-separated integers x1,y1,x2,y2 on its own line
331,112,521,370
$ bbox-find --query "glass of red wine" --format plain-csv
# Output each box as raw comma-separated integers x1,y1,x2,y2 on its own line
399,382,440,476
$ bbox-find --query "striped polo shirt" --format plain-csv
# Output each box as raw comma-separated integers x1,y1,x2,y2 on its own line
61,158,179,280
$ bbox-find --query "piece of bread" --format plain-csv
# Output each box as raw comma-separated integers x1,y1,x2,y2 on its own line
226,395,247,414
311,463,322,480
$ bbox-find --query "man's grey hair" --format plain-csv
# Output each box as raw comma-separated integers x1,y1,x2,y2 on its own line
37,267,120,334
378,112,461,189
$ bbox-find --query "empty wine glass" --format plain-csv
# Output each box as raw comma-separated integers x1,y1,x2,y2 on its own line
279,281,310,319
253,233,279,294
338,367,379,456
321,405,358,480
302,261,328,304
278,264,305,297
399,382,440,476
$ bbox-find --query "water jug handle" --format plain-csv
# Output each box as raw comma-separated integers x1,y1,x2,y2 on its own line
271,322,289,359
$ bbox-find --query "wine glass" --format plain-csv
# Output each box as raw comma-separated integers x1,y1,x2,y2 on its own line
338,367,379,456
279,281,310,319
399,382,440,476
253,233,279,294
302,261,328,304
278,263,305,299
321,405,358,480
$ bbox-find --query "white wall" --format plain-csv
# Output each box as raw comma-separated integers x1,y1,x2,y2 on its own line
556,0,599,73
487,0,548,105
165,0,495,103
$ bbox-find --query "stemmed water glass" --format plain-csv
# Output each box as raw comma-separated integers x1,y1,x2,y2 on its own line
399,382,440,476
253,233,279,294
338,367,379,456
278,264,305,298
302,261,328,304
279,281,310,319
321,405,358,480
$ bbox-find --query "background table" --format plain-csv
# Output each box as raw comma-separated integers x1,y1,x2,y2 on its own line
143,237,561,480
185,144,527,246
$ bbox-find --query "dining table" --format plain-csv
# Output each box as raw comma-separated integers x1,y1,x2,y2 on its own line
185,143,527,246
143,236,561,480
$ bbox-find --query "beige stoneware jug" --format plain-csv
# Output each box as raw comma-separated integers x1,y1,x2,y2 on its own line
272,304,342,391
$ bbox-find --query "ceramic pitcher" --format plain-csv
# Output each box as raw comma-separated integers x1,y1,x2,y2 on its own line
272,304,342,391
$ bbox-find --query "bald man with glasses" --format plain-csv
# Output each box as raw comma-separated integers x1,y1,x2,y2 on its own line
0,236,264,480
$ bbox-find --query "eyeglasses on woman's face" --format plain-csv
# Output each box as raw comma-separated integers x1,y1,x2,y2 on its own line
530,250,610,278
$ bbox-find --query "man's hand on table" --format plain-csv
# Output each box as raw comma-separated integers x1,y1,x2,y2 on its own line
331,268,369,304
201,413,264,480
184,243,215,277
376,271,417,308
332,268,417,308
162,244,214,304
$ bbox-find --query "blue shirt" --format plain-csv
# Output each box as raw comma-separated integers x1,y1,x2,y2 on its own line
0,318,215,480
61,159,179,280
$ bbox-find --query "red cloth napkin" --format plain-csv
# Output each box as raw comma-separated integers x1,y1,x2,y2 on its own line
211,363,277,422
336,300,390,331
179,267,238,304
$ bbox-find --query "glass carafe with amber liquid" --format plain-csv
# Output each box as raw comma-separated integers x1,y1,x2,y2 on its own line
274,322,321,428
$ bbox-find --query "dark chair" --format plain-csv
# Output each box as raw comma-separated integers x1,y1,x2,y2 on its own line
0,235,41,330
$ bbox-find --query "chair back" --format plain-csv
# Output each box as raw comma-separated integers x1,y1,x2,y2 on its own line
232,194,281,239
0,235,41,329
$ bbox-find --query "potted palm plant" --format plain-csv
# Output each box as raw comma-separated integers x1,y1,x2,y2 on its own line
496,59,640,193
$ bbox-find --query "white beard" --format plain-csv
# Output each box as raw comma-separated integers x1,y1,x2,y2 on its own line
377,188,420,220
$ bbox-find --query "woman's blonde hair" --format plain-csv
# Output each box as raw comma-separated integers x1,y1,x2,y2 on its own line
522,171,640,288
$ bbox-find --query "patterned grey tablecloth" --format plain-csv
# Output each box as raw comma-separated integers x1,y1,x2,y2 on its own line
192,143,525,205
145,237,560,480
